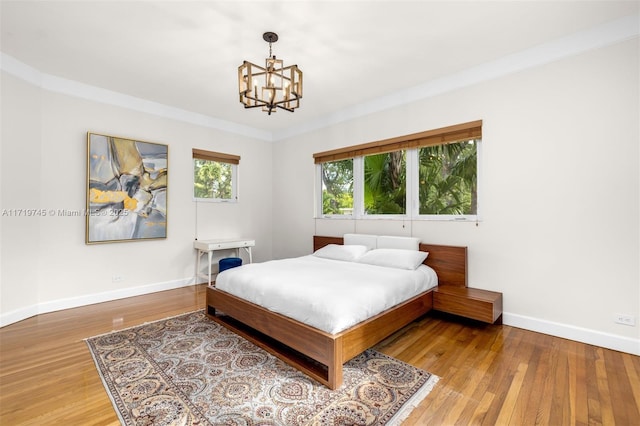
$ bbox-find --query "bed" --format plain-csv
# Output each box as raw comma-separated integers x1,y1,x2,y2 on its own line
206,234,467,389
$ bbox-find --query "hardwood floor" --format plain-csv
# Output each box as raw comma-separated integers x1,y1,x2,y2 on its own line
1,285,638,425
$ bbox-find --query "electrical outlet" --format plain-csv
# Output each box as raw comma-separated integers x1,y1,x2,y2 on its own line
112,275,124,283
613,313,635,326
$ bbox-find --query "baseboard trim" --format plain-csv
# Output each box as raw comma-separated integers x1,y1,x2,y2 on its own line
503,312,640,356
0,277,196,327
3,290,639,356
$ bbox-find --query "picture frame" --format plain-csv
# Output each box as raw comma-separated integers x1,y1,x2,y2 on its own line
86,132,168,244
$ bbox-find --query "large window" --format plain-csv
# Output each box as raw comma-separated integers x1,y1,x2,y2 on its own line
193,149,239,202
315,121,481,220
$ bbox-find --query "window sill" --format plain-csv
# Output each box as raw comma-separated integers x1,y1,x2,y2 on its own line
194,198,238,203
315,215,479,222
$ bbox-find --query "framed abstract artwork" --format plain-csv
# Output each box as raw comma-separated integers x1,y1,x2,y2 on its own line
86,132,168,244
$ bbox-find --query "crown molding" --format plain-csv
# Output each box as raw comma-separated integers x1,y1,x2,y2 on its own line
2,14,637,143
272,14,639,141
0,53,273,141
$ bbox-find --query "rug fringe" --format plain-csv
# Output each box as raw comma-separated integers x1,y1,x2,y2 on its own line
84,339,129,425
82,309,204,341
386,374,440,426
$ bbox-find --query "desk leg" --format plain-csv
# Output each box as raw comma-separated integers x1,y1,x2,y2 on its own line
196,250,201,284
207,250,213,286
240,247,253,263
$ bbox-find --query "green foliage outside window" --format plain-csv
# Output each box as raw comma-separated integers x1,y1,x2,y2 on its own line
321,159,353,214
319,138,478,217
194,159,233,199
364,151,406,214
419,140,477,215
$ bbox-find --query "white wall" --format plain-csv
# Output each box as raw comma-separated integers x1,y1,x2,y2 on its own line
1,72,273,324
1,74,42,316
272,39,640,354
1,35,638,356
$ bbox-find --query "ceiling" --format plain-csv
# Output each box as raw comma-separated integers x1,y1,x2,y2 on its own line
1,1,638,137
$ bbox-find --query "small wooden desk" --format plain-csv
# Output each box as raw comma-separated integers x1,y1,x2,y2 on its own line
194,238,255,286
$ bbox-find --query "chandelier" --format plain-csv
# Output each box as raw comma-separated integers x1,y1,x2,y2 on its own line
238,32,303,115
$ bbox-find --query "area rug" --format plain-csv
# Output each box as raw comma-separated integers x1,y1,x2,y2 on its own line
86,310,438,425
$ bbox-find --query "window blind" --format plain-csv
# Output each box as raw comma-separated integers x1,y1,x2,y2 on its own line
192,148,240,164
313,120,482,164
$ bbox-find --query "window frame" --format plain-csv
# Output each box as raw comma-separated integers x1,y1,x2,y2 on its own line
192,148,240,203
314,121,482,221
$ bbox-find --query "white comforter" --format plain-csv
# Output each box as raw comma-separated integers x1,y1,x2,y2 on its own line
215,255,438,335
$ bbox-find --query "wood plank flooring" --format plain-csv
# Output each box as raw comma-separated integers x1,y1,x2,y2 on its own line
1,284,639,425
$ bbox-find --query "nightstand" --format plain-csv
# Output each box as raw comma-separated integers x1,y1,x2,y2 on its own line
434,286,503,324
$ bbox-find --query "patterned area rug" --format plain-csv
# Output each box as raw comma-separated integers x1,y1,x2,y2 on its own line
86,310,438,425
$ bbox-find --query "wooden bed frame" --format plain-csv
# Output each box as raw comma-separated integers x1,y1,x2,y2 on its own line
206,235,467,389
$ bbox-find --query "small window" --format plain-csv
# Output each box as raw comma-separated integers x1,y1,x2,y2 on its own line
192,149,239,202
320,158,353,215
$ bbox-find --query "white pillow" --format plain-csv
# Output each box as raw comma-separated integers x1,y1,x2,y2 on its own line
344,233,378,250
357,248,428,270
377,235,421,251
313,244,369,262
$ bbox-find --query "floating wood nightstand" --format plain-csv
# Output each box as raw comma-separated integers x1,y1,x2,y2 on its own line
434,286,503,324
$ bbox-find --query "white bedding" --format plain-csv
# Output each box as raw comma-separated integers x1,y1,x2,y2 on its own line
215,255,438,335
